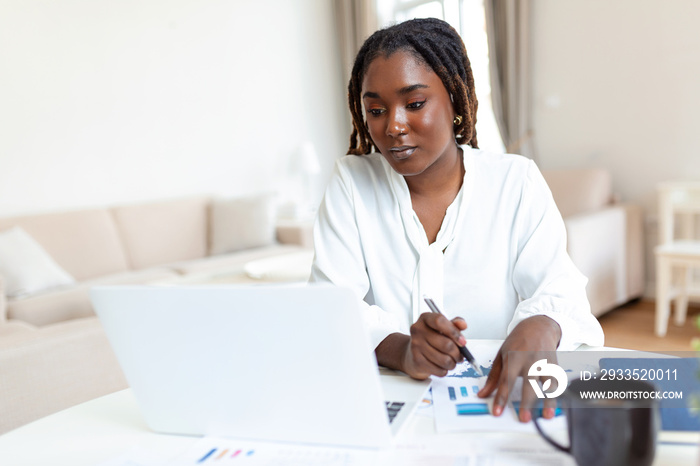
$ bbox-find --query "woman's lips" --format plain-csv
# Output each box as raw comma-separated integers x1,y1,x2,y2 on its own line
389,146,416,160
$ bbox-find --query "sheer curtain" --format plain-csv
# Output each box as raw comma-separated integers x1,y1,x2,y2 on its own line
334,0,379,83
484,0,536,159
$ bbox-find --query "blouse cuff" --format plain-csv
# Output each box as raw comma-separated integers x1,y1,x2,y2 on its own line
361,304,404,350
508,309,605,351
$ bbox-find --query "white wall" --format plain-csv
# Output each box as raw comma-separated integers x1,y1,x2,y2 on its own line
531,0,700,292
0,0,347,217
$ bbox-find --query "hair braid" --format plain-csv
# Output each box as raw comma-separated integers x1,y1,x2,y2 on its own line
346,18,478,155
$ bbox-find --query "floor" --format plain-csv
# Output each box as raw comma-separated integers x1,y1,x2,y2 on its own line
598,299,700,352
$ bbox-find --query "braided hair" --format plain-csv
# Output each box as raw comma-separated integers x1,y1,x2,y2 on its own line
347,18,478,155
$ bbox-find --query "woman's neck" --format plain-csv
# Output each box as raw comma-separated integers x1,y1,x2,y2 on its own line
405,144,465,200
405,145,465,244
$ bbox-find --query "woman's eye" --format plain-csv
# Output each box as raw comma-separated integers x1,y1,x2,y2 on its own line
368,108,385,116
407,100,426,109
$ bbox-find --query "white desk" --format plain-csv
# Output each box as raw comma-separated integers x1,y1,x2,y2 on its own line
0,385,696,465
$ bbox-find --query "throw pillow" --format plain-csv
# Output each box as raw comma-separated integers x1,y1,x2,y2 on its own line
0,276,6,321
209,194,277,255
0,227,76,298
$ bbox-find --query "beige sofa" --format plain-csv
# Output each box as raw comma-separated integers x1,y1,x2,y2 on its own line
0,195,310,433
0,169,643,434
542,168,645,317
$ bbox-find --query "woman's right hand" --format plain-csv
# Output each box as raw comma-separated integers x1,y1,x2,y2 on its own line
375,313,467,380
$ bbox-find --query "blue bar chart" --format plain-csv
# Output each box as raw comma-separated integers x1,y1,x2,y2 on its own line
449,384,489,416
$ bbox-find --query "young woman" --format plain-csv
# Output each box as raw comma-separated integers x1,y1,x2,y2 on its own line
309,18,603,422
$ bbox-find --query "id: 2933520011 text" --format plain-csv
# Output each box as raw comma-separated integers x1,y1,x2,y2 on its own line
580,369,677,381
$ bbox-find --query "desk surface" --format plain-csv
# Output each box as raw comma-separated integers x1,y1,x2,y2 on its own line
0,386,696,466
1,341,697,465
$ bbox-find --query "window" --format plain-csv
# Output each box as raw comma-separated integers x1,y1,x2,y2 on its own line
376,0,505,153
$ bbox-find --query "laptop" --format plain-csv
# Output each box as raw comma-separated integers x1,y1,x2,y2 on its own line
90,284,430,448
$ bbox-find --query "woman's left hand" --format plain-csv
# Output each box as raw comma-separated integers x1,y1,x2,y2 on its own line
477,315,562,422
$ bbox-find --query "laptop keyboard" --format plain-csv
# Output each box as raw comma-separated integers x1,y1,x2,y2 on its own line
385,401,405,424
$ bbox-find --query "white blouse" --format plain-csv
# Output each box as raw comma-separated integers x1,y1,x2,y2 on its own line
309,147,604,351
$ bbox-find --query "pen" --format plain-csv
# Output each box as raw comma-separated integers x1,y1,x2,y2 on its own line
423,296,484,377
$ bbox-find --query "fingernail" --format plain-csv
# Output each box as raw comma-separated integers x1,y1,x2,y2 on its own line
458,336,466,346
544,408,555,419
493,404,502,416
521,410,531,423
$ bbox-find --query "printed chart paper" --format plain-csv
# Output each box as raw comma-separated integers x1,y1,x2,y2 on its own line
171,438,384,465
99,437,575,466
98,438,386,466
431,340,566,433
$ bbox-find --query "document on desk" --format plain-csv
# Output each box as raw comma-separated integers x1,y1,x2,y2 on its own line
393,435,575,465
171,438,386,465
431,340,566,434
99,436,575,466
98,437,387,466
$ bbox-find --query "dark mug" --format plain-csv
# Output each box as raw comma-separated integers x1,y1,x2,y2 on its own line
533,378,660,466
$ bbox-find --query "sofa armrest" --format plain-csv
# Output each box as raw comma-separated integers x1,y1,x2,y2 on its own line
0,317,128,434
564,206,628,317
0,276,6,324
275,219,314,248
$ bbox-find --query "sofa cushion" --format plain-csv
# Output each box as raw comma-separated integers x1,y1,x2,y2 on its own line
83,267,180,286
8,268,180,326
8,284,97,327
541,169,613,218
0,320,37,339
209,194,276,255
111,197,209,270
166,244,302,276
0,209,129,281
0,227,76,298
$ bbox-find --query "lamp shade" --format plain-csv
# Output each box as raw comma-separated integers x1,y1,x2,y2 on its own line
296,142,321,175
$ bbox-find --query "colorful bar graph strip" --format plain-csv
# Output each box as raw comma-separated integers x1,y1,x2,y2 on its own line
455,403,490,415
448,387,456,401
231,450,241,458
198,448,216,463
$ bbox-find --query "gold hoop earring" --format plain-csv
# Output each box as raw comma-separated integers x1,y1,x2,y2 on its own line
453,115,463,125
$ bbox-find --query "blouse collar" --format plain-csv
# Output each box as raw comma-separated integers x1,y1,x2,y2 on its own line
380,145,476,320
